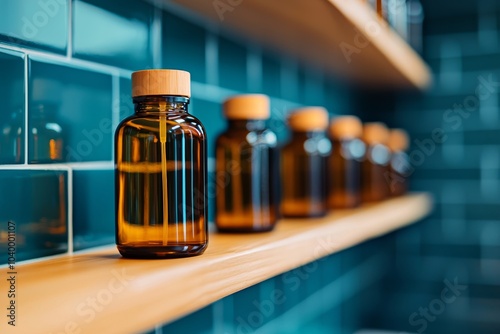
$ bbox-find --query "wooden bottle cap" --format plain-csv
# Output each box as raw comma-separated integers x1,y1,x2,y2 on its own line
363,122,389,145
223,94,270,120
388,128,409,152
131,69,191,98
329,115,363,139
288,107,329,131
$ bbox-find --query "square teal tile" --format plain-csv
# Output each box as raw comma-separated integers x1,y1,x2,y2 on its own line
29,57,113,163
0,169,68,264
72,169,114,251
0,48,25,164
219,35,247,91
162,304,213,334
0,0,68,53
163,12,206,82
73,0,154,70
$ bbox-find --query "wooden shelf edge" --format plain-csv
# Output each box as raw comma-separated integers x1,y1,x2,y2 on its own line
166,0,432,90
0,193,433,334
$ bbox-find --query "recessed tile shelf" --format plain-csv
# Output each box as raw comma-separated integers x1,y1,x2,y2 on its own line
168,0,432,89
0,193,432,334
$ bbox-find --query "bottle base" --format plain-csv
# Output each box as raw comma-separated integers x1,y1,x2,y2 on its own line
117,243,207,259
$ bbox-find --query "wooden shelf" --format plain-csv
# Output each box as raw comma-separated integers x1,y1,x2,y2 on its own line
0,193,432,334
168,0,431,89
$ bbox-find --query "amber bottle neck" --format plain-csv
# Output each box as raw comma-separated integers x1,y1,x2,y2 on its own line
133,96,189,114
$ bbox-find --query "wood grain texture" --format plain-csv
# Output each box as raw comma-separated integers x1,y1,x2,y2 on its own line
167,0,431,89
0,193,432,334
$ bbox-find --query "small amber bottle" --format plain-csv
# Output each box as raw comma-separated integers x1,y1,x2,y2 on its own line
115,69,208,258
328,116,365,209
30,103,63,163
388,128,411,197
215,94,279,232
361,122,391,202
281,107,331,218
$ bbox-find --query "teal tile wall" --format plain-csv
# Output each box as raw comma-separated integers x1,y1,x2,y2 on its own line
0,0,68,53
0,1,362,333
29,57,113,163
73,0,154,70
0,169,68,264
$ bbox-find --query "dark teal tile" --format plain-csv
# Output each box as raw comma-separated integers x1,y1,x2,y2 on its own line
233,284,277,332
163,12,206,82
162,304,213,334
191,98,225,158
73,0,154,70
219,35,247,91
0,0,68,53
0,169,68,264
73,169,114,251
262,53,281,97
29,57,113,162
0,49,25,164
119,77,134,122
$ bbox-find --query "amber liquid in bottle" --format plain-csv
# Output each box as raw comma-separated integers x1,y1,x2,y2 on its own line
282,131,330,217
329,138,364,209
215,119,279,232
115,96,207,258
361,143,391,202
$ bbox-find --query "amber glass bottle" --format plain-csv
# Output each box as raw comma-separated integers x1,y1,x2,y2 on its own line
361,122,391,202
281,107,331,217
115,69,208,258
29,103,63,163
388,128,411,196
215,94,279,232
328,116,365,209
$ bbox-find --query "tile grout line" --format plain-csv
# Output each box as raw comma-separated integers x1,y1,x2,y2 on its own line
67,0,73,59
0,161,114,170
23,54,29,165
0,42,132,77
67,168,74,254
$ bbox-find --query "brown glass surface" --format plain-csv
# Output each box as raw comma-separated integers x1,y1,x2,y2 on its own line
328,139,361,209
281,131,330,217
215,120,279,232
115,97,207,258
361,145,390,202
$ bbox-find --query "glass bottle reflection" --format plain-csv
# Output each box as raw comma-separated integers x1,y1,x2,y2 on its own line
328,116,365,209
0,108,23,164
361,122,391,202
388,128,411,196
281,107,331,218
215,95,280,232
29,103,63,163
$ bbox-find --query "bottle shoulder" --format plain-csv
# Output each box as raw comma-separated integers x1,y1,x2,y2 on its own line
217,128,277,148
116,112,206,138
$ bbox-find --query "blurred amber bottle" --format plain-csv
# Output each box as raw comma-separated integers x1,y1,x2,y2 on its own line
215,94,279,232
388,128,411,196
115,69,208,258
30,103,63,163
281,107,331,217
361,122,391,202
328,116,365,209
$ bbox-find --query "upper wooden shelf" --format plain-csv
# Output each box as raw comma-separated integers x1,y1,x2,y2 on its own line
0,193,432,334
168,0,432,89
